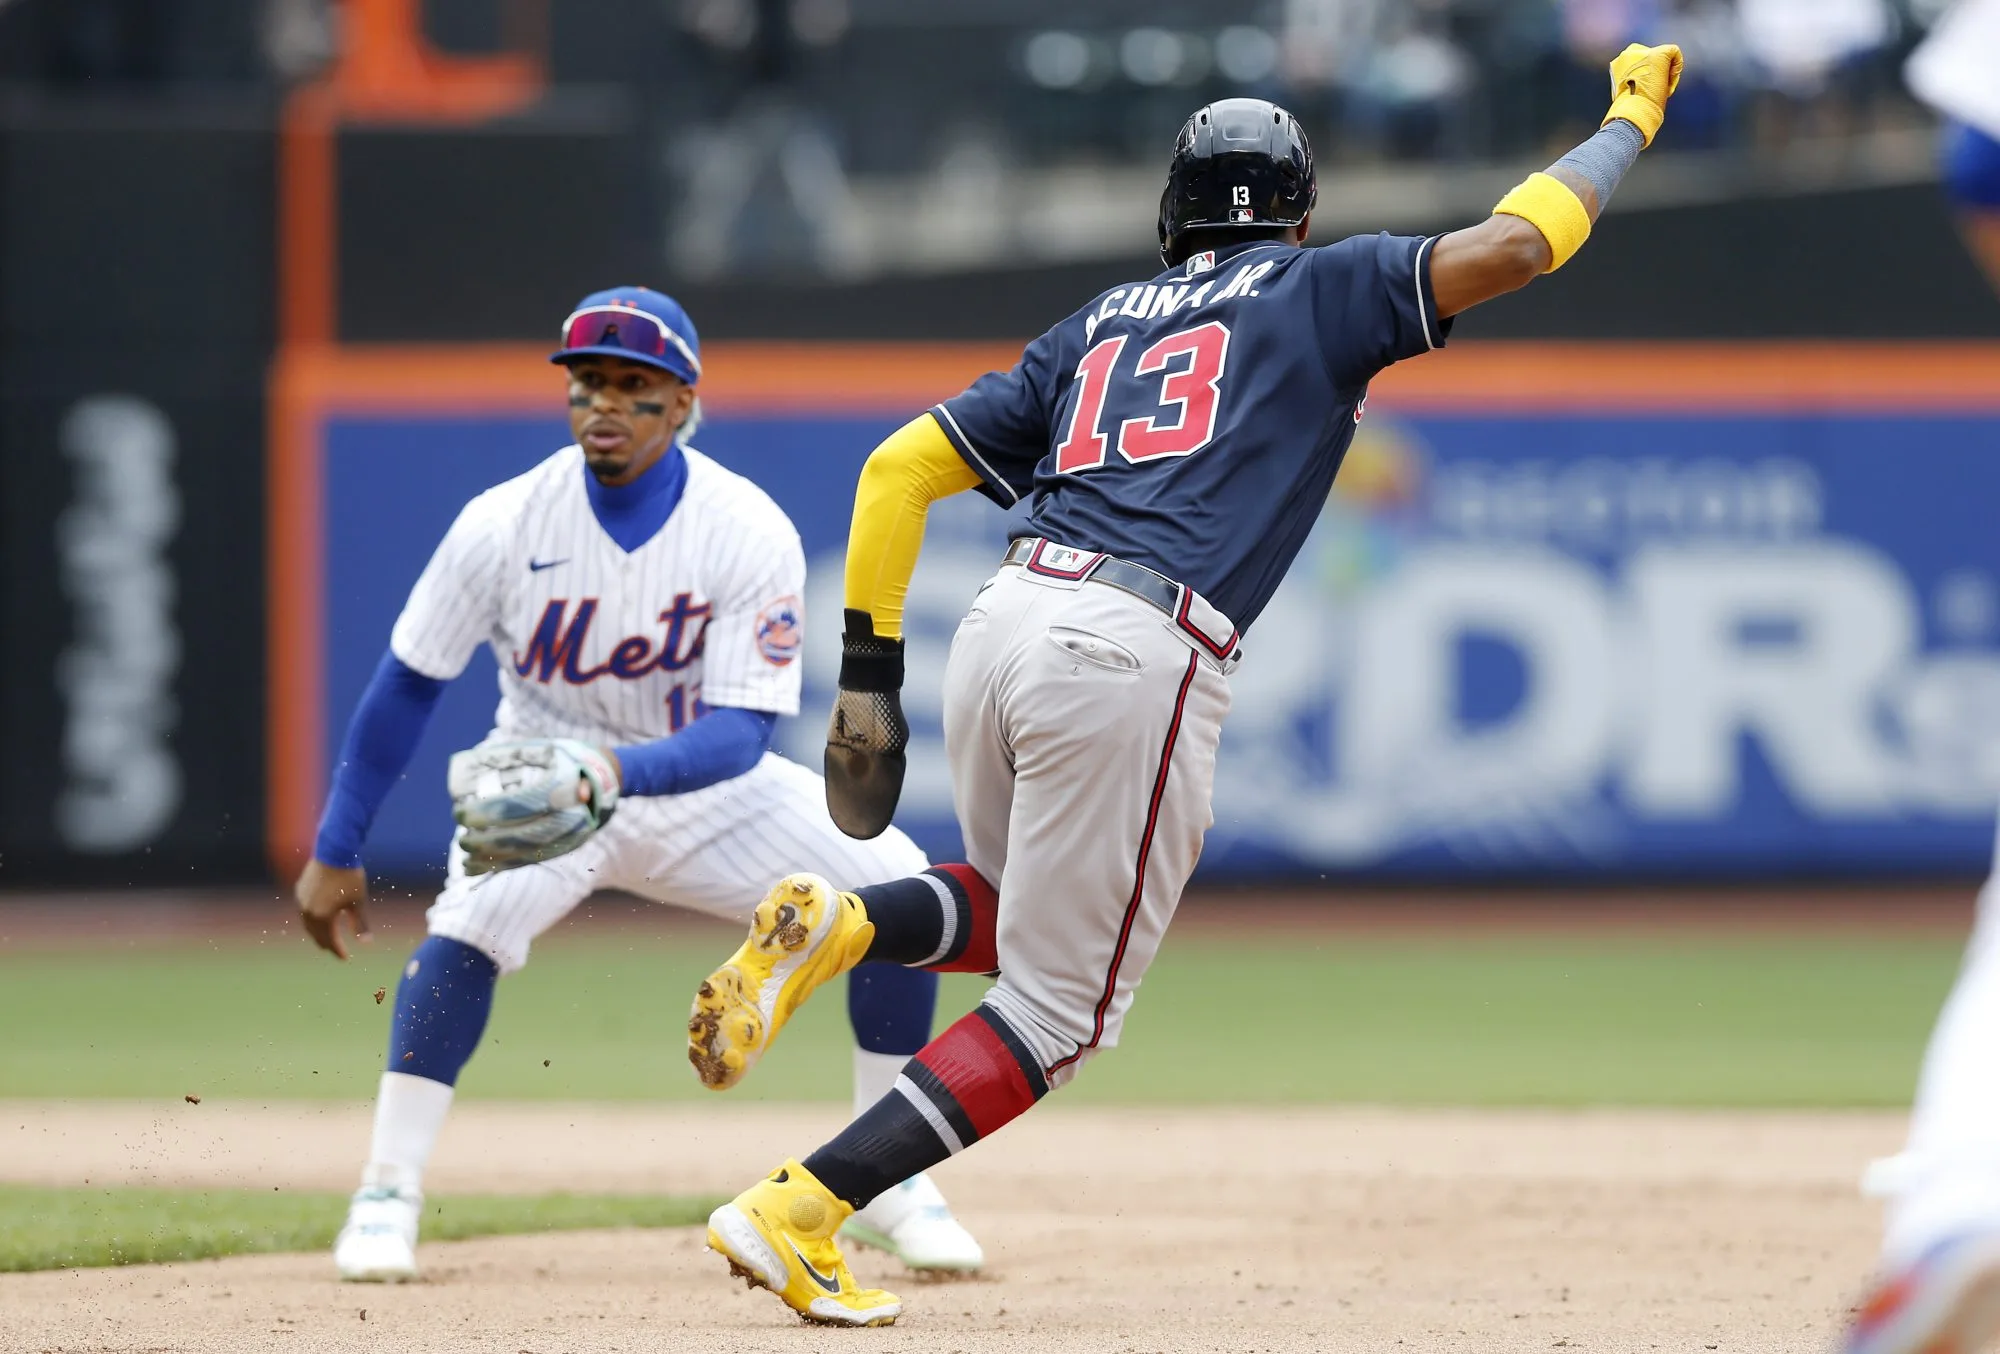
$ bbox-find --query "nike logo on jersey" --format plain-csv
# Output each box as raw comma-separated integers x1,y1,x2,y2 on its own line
528,558,568,572
787,1240,843,1294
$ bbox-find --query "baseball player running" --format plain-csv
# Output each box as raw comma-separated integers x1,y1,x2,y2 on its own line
680,49,1686,1327
1841,5,2000,1352
292,286,982,1284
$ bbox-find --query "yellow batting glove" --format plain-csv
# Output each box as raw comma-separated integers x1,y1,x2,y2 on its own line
1603,42,1684,147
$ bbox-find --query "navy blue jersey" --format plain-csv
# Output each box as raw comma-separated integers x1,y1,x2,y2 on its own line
931,234,1449,630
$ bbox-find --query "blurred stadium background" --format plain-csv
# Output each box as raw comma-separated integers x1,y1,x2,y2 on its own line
2,0,2000,1344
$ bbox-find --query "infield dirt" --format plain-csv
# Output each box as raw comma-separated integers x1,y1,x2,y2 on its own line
0,1099,1898,1353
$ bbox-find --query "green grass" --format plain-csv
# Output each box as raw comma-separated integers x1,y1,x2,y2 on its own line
0,924,1963,1107
1104,930,1957,1107
0,1184,718,1272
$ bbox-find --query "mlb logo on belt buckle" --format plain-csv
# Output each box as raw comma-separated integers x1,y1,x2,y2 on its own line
1025,540,1105,581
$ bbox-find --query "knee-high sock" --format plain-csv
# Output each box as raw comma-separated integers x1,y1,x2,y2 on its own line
853,863,998,973
805,1000,1047,1209
848,961,936,1119
1886,861,2000,1262
848,961,937,1054
365,936,497,1191
363,1073,454,1192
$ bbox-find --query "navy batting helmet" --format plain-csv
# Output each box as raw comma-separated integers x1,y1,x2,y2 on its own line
1157,99,1316,267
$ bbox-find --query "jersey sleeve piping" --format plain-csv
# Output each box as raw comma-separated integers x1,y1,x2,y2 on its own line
1414,235,1444,351
928,405,1021,507
694,685,801,717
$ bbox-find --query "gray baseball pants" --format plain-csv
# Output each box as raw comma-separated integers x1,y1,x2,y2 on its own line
942,549,1236,1085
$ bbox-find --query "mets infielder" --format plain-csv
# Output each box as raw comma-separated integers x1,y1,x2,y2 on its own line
677,50,1687,1327
1842,6,2000,1352
292,286,981,1283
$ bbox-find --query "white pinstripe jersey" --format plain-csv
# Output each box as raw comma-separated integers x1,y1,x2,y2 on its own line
390,445,805,744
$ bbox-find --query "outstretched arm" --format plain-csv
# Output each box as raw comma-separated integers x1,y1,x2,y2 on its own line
1431,43,1684,319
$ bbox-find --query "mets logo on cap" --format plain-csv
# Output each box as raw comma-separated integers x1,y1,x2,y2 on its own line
756,596,803,666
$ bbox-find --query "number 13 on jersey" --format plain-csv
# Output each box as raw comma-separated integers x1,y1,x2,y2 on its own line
1054,320,1232,473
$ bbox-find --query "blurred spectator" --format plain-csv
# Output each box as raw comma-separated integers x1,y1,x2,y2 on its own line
667,0,866,278
1737,0,1894,96
0,0,1961,281
0,0,181,84
0,0,267,86
262,0,337,82
1562,0,1665,59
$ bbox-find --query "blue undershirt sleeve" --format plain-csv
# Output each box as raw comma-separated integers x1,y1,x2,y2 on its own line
1945,121,2000,210
614,706,778,798
313,650,449,868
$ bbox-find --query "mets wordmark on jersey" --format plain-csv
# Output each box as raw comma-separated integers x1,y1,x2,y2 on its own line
387,445,806,745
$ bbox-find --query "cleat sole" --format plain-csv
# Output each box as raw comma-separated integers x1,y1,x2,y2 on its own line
686,874,869,1094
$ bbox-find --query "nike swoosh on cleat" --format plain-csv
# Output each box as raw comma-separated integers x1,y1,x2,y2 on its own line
528,558,567,572
787,1241,842,1294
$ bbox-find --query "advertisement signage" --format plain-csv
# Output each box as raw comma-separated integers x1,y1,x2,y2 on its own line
279,344,2000,879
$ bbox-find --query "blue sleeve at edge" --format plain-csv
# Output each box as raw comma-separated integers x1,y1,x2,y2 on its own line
1946,122,2000,210
312,650,448,868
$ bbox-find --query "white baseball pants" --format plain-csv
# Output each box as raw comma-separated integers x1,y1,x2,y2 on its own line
426,751,927,974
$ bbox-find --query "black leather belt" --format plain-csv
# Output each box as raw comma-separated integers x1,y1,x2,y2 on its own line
1002,536,1179,612
1000,536,1241,663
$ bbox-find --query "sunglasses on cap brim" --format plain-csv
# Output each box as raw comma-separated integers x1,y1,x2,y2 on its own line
558,305,701,378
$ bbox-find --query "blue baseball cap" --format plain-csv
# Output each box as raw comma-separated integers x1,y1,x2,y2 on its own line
551,286,701,385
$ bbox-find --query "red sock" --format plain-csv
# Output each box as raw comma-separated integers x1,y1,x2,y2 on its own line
923,863,999,974
906,1004,1047,1137
852,864,998,972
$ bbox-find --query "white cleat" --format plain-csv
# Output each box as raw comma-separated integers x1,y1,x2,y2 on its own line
334,1185,420,1282
1845,1231,2000,1354
840,1173,985,1274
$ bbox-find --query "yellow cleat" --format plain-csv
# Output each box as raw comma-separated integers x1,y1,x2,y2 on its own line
687,873,875,1092
707,1159,901,1327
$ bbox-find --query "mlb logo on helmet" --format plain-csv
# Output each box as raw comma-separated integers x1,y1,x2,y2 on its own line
756,597,803,666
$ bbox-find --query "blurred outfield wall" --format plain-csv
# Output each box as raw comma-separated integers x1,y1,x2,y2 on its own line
7,96,2000,887
269,342,2000,883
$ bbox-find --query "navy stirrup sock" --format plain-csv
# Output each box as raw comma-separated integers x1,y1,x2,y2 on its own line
848,961,938,1056
388,936,498,1085
805,1005,1048,1208
855,864,999,972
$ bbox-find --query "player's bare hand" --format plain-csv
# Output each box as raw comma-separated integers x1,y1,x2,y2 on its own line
1604,43,1684,146
296,860,372,960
